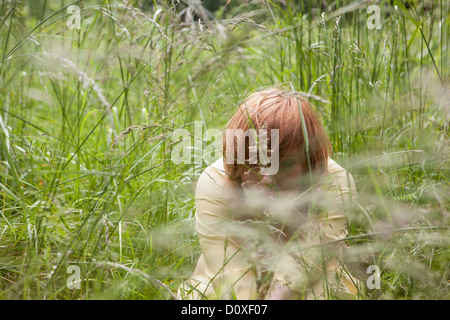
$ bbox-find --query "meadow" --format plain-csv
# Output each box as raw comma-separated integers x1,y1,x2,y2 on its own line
0,0,448,299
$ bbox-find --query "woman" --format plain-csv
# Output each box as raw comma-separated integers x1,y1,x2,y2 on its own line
179,87,360,300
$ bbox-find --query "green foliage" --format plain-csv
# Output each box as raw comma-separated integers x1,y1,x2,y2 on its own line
0,0,448,299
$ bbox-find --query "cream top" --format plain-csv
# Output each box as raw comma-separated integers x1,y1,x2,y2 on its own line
180,157,359,300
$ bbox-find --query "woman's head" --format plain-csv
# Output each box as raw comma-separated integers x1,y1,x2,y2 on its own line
223,87,332,190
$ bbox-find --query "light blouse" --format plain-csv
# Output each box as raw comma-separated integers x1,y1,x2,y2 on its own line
178,157,360,300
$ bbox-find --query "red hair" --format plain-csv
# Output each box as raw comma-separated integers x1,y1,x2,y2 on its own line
223,87,332,184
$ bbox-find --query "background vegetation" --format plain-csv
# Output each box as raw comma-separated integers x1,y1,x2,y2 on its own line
0,0,448,299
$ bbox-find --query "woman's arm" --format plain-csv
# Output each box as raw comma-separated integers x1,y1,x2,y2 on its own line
194,166,259,300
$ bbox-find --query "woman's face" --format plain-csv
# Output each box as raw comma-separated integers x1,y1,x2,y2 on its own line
241,149,306,191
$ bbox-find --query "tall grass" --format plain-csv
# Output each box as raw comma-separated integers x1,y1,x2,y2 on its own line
0,0,448,299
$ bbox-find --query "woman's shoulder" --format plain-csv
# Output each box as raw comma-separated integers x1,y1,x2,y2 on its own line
327,157,346,174
199,158,226,183
195,158,227,200
326,157,357,195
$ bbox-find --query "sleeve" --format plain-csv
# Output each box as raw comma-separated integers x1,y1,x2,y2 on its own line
194,166,259,300
318,158,358,242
